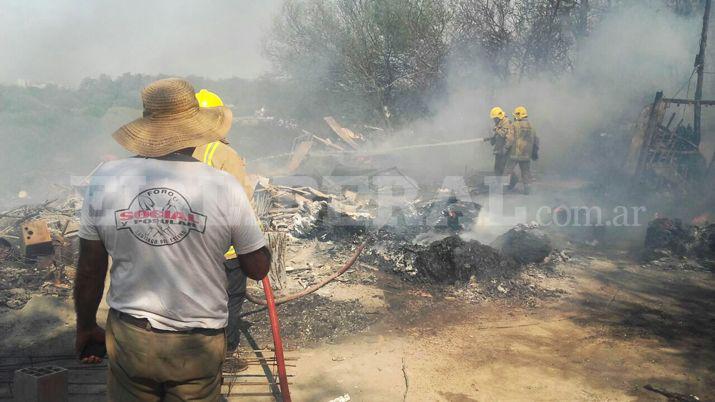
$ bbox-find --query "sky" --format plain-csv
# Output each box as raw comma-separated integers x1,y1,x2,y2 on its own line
0,0,282,86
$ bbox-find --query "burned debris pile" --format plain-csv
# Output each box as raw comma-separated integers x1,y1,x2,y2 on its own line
248,171,561,303
412,236,520,284
693,224,715,259
0,196,82,309
644,218,692,258
291,200,372,239
491,223,553,264
410,196,481,233
256,183,371,240
644,217,715,269
363,226,561,301
246,173,560,304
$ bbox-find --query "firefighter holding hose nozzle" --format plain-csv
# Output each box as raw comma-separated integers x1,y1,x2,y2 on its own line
489,106,513,176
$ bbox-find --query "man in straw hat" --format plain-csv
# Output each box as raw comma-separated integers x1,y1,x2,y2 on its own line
74,77,270,401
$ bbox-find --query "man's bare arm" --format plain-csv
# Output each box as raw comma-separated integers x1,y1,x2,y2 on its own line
237,246,271,280
74,239,109,329
73,238,109,363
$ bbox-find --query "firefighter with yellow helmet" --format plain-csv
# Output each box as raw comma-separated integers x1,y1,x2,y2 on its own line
489,106,513,176
504,105,538,194
194,90,253,200
194,89,252,364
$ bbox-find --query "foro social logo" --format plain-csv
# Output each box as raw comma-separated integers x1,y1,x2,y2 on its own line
114,187,207,246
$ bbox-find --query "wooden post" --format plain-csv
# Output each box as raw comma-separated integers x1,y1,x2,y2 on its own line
695,0,711,140
694,0,714,174
267,232,287,289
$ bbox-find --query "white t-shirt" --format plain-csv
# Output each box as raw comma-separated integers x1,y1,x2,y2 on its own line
79,155,265,330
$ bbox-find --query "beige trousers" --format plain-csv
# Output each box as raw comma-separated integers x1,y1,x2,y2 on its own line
105,310,226,402
505,159,532,188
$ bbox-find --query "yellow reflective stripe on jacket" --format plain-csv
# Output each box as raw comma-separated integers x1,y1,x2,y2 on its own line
202,141,220,167
207,142,220,166
224,246,237,259
201,142,212,164
200,141,237,259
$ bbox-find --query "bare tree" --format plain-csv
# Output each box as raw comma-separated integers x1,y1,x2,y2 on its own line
266,0,452,125
265,0,689,123
451,0,520,78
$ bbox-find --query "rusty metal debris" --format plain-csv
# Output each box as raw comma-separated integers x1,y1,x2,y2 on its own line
20,219,53,260
0,194,82,309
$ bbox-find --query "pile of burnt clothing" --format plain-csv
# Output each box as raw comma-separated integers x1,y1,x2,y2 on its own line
364,233,519,282
412,236,520,284
644,218,715,267
410,196,481,233
491,223,553,264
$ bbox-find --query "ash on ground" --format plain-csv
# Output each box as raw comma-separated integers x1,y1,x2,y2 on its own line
364,226,567,304
0,259,74,310
243,294,378,349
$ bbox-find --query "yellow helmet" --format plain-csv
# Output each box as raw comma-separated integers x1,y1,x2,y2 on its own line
513,106,528,119
490,106,506,120
195,89,224,108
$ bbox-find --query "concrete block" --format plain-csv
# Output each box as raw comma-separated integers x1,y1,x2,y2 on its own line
13,366,67,402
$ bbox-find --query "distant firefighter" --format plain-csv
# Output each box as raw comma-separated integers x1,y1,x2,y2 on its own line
489,106,513,176
505,106,538,194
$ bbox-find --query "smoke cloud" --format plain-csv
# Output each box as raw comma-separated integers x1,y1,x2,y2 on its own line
388,2,704,179
0,0,281,86
0,0,710,215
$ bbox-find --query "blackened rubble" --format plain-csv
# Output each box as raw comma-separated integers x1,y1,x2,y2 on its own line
643,217,715,270
411,196,481,233
363,229,562,301
0,195,81,309
491,223,553,264
412,236,520,284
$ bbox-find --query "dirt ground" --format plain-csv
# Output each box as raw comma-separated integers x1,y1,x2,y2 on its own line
1,244,713,401
271,248,715,402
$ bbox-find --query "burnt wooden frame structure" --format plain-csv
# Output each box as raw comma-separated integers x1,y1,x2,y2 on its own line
632,1,715,184
635,92,714,181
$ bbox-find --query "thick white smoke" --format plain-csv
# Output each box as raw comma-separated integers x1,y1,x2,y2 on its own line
386,2,703,178
0,0,281,86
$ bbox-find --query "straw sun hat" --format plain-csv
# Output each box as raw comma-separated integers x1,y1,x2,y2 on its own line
112,78,232,157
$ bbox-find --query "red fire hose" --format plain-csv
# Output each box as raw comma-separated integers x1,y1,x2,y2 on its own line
246,242,366,306
252,242,367,401
262,276,292,402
